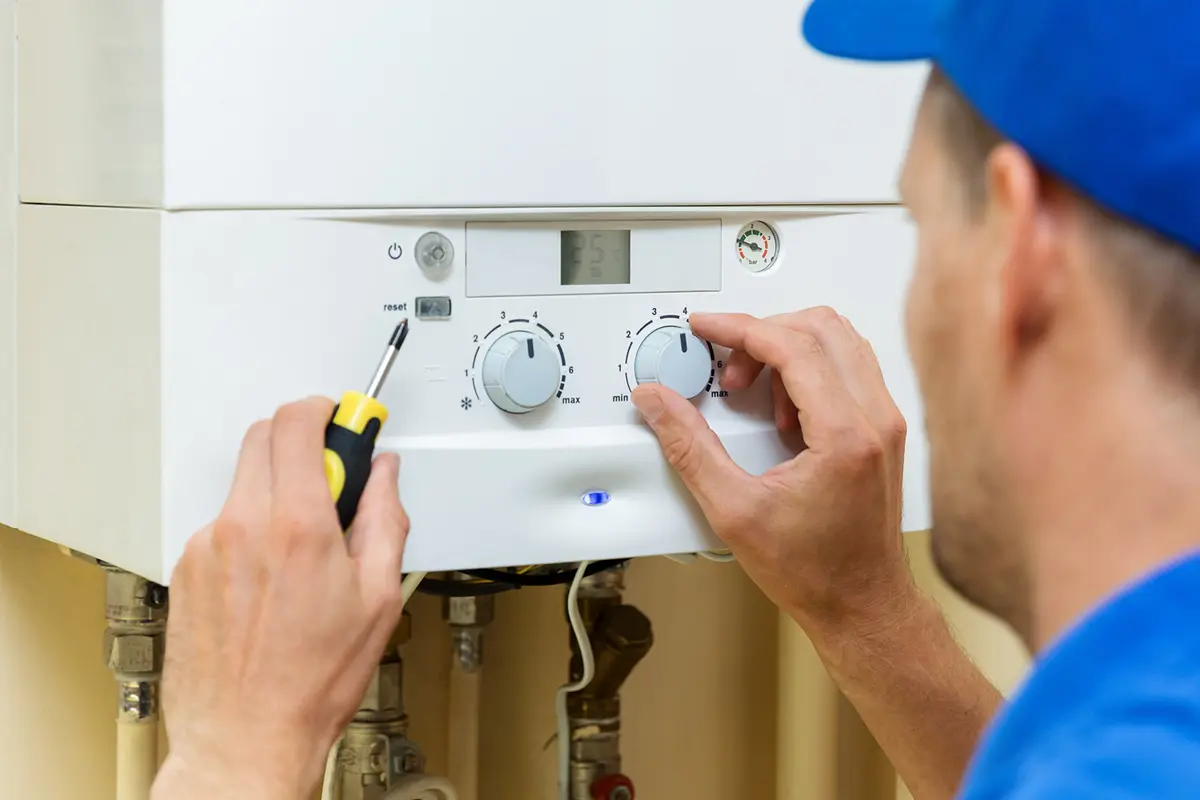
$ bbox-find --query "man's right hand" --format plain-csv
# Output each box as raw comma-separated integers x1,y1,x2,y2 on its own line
634,308,1002,800
631,308,913,630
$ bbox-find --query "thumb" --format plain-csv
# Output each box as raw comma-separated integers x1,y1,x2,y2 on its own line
631,384,750,521
348,452,409,605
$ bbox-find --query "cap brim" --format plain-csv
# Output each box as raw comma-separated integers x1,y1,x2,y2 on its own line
801,0,947,62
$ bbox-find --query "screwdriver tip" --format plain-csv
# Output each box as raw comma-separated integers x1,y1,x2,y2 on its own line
389,319,410,349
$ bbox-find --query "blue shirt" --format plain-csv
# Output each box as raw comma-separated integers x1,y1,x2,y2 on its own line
958,552,1200,798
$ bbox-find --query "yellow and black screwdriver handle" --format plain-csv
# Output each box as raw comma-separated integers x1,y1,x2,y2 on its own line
323,390,389,530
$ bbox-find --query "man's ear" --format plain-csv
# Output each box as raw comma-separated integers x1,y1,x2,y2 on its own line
985,143,1067,365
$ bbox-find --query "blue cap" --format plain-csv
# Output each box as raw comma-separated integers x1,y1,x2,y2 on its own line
802,0,1200,255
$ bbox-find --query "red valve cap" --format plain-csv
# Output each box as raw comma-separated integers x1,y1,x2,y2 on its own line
591,773,635,800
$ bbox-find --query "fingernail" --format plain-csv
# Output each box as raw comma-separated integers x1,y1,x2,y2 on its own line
631,390,665,425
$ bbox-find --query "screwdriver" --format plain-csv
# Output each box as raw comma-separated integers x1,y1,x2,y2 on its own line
324,319,409,529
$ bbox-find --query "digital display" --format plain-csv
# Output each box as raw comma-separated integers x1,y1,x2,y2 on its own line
560,230,631,286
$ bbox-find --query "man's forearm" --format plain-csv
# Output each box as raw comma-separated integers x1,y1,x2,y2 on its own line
795,583,1004,800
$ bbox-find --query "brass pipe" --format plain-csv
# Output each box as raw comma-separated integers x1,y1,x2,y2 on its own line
580,604,653,701
443,577,495,800
566,568,654,800
338,612,425,800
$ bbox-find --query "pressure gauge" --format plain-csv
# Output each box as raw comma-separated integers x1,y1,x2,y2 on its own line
735,221,779,272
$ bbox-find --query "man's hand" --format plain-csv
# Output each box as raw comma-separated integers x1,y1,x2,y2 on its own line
633,309,1001,800
153,396,409,800
632,308,913,629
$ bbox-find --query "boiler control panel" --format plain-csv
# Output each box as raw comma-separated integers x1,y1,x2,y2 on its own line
348,217,782,438
159,208,927,574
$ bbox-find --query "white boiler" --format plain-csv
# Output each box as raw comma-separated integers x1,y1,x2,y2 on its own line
12,0,929,583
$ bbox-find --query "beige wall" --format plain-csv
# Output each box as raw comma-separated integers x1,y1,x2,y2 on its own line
0,525,1027,800
0,525,122,798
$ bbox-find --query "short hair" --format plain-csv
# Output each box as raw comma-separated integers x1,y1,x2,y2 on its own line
925,66,1200,387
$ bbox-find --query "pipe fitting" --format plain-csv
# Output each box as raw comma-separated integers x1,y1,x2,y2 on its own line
569,716,622,798
578,567,625,599
358,659,404,722
566,567,652,800
450,628,484,674
384,774,460,800
104,630,165,675
104,567,167,800
357,611,412,723
105,568,169,624
442,576,495,673
582,605,653,701
444,595,495,628
117,680,161,725
590,773,635,800
338,613,438,800
339,718,424,797
104,568,167,723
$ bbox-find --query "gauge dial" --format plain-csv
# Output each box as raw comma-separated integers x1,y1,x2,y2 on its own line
736,221,779,272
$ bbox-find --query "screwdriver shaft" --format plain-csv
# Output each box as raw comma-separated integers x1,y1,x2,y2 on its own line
365,319,409,398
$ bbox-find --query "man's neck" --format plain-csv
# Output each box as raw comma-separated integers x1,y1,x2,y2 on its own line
1018,360,1200,652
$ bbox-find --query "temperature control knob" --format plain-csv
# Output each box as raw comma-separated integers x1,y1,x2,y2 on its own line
634,326,712,399
481,331,561,414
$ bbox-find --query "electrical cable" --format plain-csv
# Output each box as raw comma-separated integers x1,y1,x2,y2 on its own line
415,577,519,597
555,561,595,800
409,561,628,597
400,571,428,604
321,736,343,800
461,559,626,587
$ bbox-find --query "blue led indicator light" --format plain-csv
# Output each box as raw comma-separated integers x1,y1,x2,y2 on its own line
581,491,611,507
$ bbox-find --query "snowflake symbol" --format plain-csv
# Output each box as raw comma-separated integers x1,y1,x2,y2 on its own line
461,397,473,411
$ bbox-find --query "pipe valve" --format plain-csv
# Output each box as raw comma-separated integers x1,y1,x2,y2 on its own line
590,773,635,800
